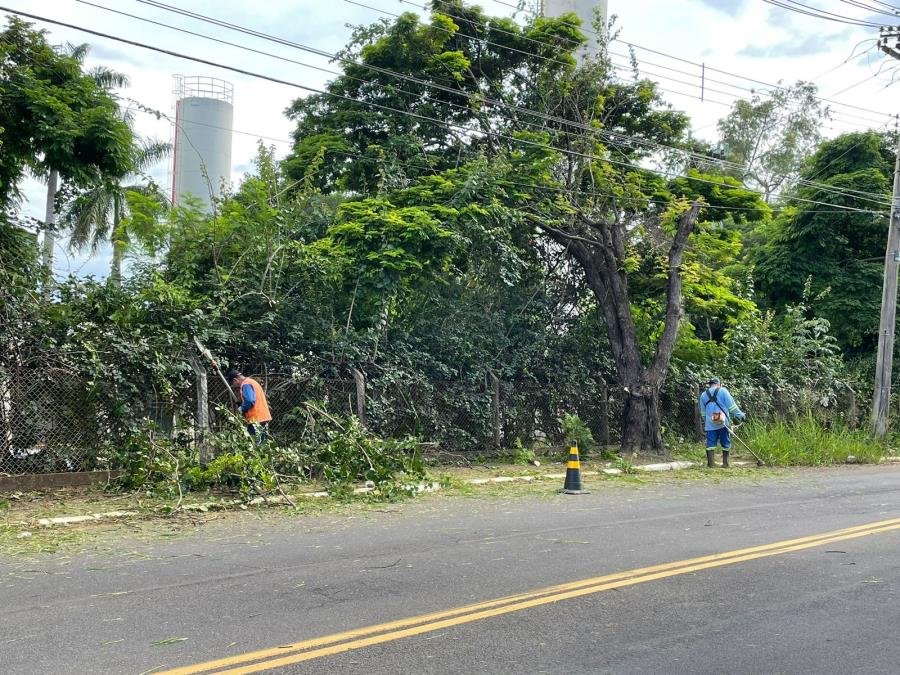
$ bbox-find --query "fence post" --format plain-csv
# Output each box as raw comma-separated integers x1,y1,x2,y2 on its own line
598,380,610,447
488,370,501,449
0,370,12,455
848,387,859,429
188,355,210,464
352,367,367,428
690,383,703,441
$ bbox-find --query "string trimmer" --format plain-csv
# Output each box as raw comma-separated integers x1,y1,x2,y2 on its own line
707,390,765,467
725,421,765,467
192,336,238,403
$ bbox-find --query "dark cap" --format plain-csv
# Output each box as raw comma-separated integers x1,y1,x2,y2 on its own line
225,370,242,383
706,377,720,386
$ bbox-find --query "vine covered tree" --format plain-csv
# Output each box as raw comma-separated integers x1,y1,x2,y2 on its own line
281,2,764,451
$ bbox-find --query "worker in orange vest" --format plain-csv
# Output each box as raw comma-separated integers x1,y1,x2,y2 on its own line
226,370,272,443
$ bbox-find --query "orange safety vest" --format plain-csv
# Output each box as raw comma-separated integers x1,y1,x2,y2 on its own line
241,377,272,423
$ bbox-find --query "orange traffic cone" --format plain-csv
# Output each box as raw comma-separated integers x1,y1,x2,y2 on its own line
560,443,588,495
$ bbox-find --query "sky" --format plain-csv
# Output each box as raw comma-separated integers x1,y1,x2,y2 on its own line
3,0,898,278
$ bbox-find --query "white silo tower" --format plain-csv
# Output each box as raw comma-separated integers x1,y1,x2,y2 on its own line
542,0,608,61
172,76,234,211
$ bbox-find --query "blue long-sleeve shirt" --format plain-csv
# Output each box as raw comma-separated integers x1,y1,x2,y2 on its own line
240,382,256,414
699,386,744,432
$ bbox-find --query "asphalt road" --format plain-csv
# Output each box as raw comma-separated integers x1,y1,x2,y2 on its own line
2,466,899,674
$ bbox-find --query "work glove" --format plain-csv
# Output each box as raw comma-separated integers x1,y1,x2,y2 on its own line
735,412,746,422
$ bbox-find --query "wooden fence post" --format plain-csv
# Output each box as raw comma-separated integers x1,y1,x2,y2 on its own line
488,370,501,449
352,367,367,428
848,387,859,429
188,354,210,463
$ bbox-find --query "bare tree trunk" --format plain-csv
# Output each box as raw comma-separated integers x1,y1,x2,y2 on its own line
109,193,124,287
541,203,700,455
620,389,663,454
41,169,59,278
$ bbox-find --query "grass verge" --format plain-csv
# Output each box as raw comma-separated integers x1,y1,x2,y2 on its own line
736,418,887,466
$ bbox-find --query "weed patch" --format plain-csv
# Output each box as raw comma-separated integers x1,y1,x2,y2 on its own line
740,417,886,466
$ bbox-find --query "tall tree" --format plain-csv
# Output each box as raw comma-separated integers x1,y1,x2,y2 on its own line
0,19,134,273
716,82,827,202
282,2,750,452
753,131,893,353
64,136,170,285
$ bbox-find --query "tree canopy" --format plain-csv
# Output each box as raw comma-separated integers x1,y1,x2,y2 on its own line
754,131,893,353
0,4,881,465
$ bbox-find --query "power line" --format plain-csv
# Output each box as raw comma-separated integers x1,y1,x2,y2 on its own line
12,9,879,211
14,2,894,207
761,0,887,28
3,5,887,214
839,0,900,19
606,55,884,133
84,0,743,185
618,41,892,124
74,5,750,176
127,0,672,159
829,57,900,96
86,0,754,187
115,0,893,202
810,38,881,82
500,0,895,122
129,103,887,217
320,1,894,201
353,0,889,129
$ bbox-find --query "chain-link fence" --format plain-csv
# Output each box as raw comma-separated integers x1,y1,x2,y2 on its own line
0,362,868,477
0,368,107,476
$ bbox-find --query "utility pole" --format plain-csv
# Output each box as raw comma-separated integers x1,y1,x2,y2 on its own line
871,27,900,438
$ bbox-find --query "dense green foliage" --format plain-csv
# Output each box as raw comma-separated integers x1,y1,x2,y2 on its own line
0,18,133,209
1,6,893,492
755,132,893,353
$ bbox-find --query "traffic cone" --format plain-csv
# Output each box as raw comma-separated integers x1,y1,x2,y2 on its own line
560,443,588,495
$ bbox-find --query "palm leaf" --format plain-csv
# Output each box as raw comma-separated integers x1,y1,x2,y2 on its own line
132,139,172,173
89,65,130,91
64,186,116,253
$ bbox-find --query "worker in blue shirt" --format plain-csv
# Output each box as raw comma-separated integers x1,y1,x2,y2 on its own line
699,377,745,468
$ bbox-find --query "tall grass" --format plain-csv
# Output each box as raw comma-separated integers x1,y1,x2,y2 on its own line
739,417,886,466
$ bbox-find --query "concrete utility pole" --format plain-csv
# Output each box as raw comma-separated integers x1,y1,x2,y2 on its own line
871,28,900,438
871,140,900,438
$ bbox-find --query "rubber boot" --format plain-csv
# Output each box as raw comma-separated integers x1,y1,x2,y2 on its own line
706,449,715,468
722,450,730,468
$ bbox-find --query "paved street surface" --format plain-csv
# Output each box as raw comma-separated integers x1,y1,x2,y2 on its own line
2,466,899,674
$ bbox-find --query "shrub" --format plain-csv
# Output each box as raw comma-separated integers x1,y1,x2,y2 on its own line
112,408,425,502
511,439,535,465
560,413,594,455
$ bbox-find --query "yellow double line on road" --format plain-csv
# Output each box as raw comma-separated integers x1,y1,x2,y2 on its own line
162,517,900,674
